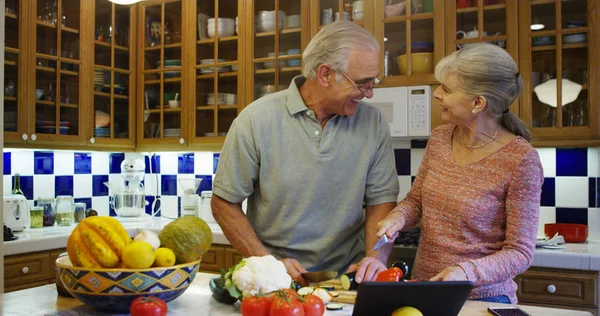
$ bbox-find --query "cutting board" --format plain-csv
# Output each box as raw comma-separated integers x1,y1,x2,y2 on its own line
313,279,357,304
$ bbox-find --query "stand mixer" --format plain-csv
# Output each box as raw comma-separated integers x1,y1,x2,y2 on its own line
109,157,146,217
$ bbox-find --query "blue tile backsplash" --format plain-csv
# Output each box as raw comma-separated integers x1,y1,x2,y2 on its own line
2,144,600,239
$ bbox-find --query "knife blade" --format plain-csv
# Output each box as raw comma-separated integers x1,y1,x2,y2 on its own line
373,234,388,251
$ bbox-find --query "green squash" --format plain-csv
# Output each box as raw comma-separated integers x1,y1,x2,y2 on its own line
159,216,213,264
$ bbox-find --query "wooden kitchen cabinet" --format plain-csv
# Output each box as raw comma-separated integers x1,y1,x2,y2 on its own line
244,0,310,103
198,244,241,273
188,0,245,149
3,0,29,144
3,248,66,293
89,0,137,148
519,0,600,147
374,0,445,87
23,0,92,146
136,0,189,149
515,267,600,315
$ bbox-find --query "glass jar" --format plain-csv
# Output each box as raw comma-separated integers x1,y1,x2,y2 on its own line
73,202,86,223
37,197,56,227
55,196,74,226
30,206,44,228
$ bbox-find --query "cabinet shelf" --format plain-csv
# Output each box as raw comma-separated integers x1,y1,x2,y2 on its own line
219,72,238,78
219,105,237,110
114,45,129,52
4,96,17,101
60,70,78,76
384,12,434,24
197,39,215,44
219,35,238,42
61,57,80,65
95,41,111,48
196,105,216,111
36,66,56,73
5,12,17,19
94,92,129,100
144,107,181,113
256,31,276,37
4,60,17,67
60,103,78,108
484,4,507,11
164,77,182,83
36,20,56,29
196,74,215,80
61,26,79,34
563,43,588,50
5,47,20,54
531,0,555,5
36,100,56,106
282,27,301,34
36,53,58,60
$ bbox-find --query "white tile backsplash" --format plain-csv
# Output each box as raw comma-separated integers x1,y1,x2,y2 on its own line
33,175,55,200
53,151,74,175
536,148,556,177
73,174,92,198
555,177,589,208
194,152,214,175
538,207,557,238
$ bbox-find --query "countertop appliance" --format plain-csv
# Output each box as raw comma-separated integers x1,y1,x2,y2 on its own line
108,156,146,217
3,194,30,231
367,85,431,138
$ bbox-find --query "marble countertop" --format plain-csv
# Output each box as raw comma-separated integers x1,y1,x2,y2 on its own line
4,216,600,272
3,216,229,256
0,272,592,315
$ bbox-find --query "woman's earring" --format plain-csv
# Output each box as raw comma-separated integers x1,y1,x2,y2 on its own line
472,109,476,114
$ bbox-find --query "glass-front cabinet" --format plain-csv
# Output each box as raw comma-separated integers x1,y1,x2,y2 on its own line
137,0,186,145
245,0,310,103
446,0,518,111
309,0,374,35
91,0,136,148
519,0,598,141
27,0,88,145
373,0,444,86
3,0,26,143
192,0,244,145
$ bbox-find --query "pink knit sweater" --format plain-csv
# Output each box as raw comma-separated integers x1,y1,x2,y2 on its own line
396,124,544,303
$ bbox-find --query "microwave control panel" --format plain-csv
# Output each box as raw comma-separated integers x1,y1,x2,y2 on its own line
408,85,431,137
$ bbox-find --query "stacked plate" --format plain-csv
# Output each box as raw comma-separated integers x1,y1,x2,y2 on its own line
94,127,110,137
164,128,181,137
207,93,237,105
199,59,231,74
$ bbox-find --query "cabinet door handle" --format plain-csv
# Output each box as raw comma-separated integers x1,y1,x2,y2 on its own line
179,138,185,144
22,266,29,274
21,133,28,141
547,284,556,293
90,137,95,144
31,134,37,141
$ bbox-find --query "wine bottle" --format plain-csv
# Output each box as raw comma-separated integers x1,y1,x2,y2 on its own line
11,173,24,195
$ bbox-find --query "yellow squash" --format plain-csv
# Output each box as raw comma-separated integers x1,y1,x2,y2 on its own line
67,216,132,268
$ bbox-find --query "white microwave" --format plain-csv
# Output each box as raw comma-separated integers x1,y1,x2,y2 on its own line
367,85,431,137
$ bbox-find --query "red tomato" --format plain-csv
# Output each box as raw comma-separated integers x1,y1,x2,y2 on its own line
270,294,304,316
376,267,404,282
241,295,272,316
130,296,167,316
301,294,324,316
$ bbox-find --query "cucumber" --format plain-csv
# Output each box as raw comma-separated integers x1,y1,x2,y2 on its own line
320,285,335,291
340,271,359,290
329,291,339,297
326,303,344,311
209,276,238,304
298,286,315,295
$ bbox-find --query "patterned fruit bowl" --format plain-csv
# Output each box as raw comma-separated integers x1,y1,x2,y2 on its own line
56,256,201,313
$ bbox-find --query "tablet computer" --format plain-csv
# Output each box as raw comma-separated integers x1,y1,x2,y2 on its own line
352,281,474,316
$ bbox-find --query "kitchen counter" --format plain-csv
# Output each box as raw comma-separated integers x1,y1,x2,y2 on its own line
0,272,592,315
3,217,229,256
5,217,600,272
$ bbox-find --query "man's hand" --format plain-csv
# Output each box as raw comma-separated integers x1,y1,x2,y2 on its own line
429,266,468,281
376,210,406,242
346,257,387,284
281,258,309,286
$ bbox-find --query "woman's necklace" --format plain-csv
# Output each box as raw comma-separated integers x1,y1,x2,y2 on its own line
460,124,500,149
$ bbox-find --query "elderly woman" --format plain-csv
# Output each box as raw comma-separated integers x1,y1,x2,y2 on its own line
377,43,543,304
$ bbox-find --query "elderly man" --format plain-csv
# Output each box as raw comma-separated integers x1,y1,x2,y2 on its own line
212,21,399,285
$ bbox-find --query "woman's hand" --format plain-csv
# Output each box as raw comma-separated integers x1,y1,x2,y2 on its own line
429,266,467,281
376,210,406,242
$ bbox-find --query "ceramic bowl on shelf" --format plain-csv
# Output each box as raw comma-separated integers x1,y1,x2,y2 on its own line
168,100,180,108
56,256,201,313
284,14,301,28
563,33,586,44
385,1,406,17
396,52,434,75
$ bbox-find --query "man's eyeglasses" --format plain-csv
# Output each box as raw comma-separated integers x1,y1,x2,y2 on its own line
337,70,381,98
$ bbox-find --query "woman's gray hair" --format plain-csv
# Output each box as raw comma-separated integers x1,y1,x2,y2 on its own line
434,43,532,141
302,21,379,81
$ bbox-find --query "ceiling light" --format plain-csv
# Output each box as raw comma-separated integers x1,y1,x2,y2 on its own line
109,0,144,4
530,24,545,31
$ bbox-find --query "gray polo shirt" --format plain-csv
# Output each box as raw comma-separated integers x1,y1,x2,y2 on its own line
213,76,399,273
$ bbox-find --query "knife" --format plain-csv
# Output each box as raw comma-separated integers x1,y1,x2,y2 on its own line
300,271,338,283
373,234,388,251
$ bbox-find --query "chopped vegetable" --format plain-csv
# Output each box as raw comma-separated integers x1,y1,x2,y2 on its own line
325,303,344,311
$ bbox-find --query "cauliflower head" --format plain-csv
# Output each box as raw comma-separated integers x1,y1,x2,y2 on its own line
228,255,292,298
